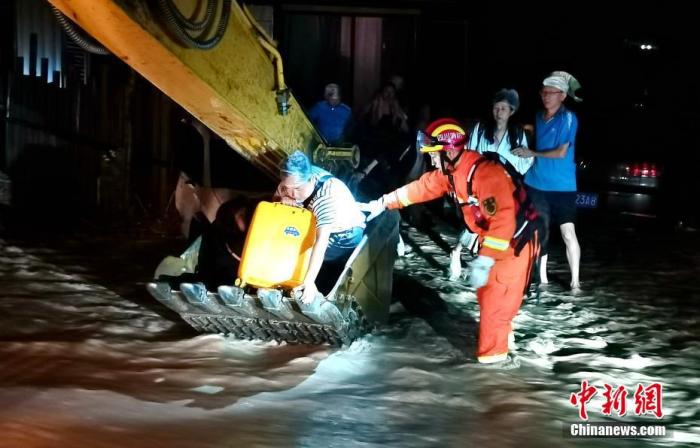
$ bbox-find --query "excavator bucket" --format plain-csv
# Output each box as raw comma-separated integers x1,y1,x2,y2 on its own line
148,210,399,345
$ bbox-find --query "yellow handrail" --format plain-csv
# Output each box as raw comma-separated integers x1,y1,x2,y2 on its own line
257,36,286,91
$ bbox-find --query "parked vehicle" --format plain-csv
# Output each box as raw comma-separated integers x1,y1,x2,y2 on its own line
577,149,662,219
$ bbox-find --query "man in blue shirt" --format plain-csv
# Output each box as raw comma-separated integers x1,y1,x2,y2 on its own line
308,83,352,145
513,71,582,290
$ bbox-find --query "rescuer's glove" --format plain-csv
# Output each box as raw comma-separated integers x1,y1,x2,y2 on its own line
449,248,463,281
359,198,386,222
467,255,495,289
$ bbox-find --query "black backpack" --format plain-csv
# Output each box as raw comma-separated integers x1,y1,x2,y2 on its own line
457,152,544,257
302,174,333,208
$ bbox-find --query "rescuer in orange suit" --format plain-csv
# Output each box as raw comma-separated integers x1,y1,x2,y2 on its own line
360,118,539,364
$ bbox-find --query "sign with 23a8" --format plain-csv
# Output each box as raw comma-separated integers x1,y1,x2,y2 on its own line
576,192,598,208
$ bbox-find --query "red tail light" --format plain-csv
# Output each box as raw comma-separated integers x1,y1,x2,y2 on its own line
626,162,659,178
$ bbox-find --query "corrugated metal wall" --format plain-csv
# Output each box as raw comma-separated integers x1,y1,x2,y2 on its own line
15,0,64,84
3,0,180,229
5,62,178,227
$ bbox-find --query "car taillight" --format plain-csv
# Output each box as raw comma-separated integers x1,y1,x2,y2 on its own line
626,162,659,178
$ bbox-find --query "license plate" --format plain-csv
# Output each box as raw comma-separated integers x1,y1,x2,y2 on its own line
576,192,598,208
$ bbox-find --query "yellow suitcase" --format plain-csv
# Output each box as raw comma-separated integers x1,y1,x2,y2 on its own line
237,201,317,289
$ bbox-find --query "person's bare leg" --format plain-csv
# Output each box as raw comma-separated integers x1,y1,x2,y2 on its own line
560,223,581,289
539,254,549,284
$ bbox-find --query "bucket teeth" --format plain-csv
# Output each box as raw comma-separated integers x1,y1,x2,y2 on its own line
150,284,364,345
257,288,296,321
180,282,225,314
297,296,346,331
147,282,189,313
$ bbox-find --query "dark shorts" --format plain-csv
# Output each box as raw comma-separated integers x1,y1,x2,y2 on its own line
527,187,577,227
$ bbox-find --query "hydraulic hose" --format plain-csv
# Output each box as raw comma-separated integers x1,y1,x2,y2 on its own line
157,0,232,50
50,6,110,55
164,0,215,32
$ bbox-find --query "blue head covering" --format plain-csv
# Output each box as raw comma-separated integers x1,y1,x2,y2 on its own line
281,150,313,182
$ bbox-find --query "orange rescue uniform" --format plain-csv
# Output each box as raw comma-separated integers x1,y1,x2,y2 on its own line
380,151,536,362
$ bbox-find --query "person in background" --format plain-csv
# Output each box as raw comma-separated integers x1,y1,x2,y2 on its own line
308,83,352,145
389,74,405,95
169,115,264,293
356,83,412,195
194,196,256,290
160,195,257,294
389,74,408,116
362,83,409,134
469,88,533,174
450,88,533,280
276,151,366,303
513,71,583,290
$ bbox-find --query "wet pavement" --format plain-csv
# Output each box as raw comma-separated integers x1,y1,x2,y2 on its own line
0,214,698,447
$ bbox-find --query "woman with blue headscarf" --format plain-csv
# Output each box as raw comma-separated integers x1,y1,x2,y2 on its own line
276,151,366,302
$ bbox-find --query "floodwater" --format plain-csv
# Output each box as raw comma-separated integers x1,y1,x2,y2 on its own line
0,217,698,447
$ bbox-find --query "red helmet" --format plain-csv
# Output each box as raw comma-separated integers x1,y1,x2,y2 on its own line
416,118,467,153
